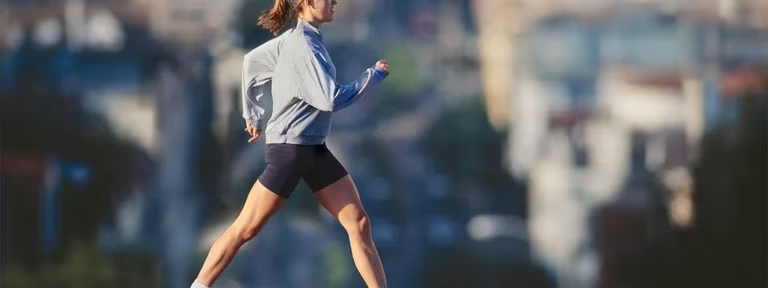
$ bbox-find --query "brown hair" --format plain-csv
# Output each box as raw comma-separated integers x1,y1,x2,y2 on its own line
258,0,305,36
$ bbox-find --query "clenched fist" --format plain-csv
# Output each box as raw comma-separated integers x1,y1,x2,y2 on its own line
376,59,389,75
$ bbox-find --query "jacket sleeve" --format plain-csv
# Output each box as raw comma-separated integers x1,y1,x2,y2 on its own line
242,36,282,129
297,49,388,112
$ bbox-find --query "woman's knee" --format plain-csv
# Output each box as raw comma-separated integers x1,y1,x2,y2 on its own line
229,220,262,244
240,226,260,242
341,211,372,240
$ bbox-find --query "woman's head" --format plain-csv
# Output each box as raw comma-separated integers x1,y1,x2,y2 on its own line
258,0,337,35
301,0,337,25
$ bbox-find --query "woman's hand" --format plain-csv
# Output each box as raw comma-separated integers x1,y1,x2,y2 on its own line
376,59,389,75
245,123,262,143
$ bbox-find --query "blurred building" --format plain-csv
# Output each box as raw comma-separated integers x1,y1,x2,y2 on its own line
473,0,768,131
505,2,768,287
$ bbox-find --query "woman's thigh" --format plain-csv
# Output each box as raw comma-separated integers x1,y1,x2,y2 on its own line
233,180,287,232
314,175,367,223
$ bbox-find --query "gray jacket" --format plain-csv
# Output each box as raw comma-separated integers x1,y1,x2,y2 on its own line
242,19,388,145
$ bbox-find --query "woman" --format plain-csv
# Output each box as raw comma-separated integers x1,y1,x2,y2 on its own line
190,0,389,287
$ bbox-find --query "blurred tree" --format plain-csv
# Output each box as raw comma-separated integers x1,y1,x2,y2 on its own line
416,97,534,288
637,91,768,288
419,97,527,215
686,93,767,288
0,90,147,268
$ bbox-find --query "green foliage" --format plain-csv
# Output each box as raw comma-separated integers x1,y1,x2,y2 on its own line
1,243,165,288
369,44,424,117
378,45,421,96
322,243,351,288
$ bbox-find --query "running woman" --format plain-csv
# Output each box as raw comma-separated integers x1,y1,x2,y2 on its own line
190,0,389,287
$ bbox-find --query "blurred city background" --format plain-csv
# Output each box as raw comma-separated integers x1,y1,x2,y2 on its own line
1,0,766,287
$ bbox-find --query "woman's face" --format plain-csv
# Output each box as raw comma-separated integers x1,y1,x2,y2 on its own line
305,0,337,23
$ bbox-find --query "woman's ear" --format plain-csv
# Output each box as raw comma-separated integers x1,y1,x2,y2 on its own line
305,0,314,8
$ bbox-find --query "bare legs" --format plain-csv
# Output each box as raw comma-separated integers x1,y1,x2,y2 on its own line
192,175,386,288
315,175,388,288
194,180,286,286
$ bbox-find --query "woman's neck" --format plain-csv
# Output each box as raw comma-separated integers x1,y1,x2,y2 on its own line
299,15,322,28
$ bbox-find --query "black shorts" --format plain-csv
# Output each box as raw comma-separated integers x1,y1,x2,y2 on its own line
258,143,349,198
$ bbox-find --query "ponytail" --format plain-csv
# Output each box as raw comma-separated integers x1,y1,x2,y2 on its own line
258,0,298,36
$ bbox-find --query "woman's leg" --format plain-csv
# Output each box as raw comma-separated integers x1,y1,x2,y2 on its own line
193,180,286,286
315,175,387,288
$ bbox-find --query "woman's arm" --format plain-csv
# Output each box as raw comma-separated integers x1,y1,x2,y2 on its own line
297,48,388,112
242,36,283,129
